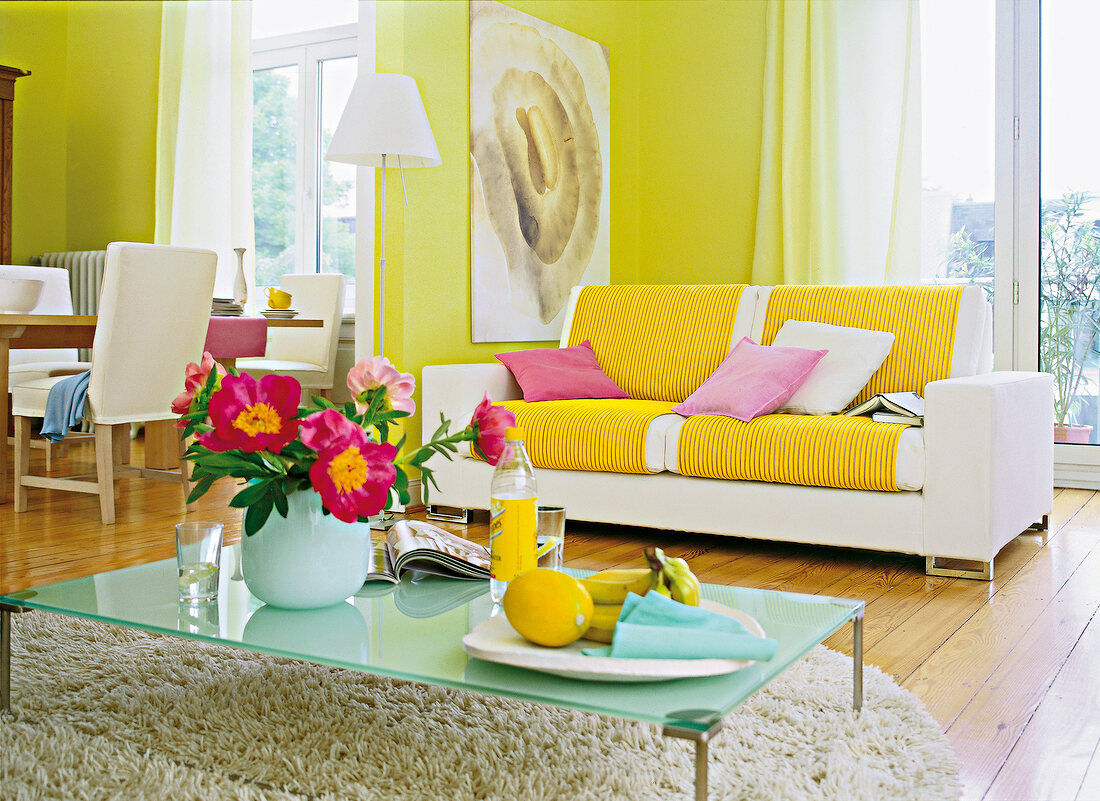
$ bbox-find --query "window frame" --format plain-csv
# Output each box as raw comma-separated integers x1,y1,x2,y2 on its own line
252,24,358,307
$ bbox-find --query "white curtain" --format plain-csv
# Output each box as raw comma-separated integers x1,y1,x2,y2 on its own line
155,0,252,299
752,0,921,286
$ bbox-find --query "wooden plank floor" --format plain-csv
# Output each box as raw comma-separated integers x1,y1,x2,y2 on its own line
1,437,1096,801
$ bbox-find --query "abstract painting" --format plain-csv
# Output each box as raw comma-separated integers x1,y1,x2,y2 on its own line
470,0,610,342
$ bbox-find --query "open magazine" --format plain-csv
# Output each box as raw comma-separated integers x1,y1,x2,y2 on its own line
365,519,490,584
845,391,925,423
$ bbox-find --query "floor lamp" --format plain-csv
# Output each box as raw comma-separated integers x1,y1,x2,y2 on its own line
325,73,441,360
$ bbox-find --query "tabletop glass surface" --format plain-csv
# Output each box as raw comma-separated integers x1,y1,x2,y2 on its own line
1,545,863,732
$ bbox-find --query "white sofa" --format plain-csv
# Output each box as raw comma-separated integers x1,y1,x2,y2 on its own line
422,284,1053,580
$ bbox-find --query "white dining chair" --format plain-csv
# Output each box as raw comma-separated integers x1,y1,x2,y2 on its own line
12,242,217,524
237,273,346,398
0,264,90,387
1,264,91,469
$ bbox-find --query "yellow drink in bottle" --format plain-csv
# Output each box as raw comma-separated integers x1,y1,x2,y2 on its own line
489,427,537,603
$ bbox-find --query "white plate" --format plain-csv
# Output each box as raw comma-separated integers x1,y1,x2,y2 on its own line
261,309,298,318
462,599,766,682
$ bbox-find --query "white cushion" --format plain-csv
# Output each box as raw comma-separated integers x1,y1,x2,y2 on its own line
772,320,895,415
11,376,65,416
237,358,326,374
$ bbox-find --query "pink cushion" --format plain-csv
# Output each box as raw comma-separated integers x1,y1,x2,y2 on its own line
204,317,268,359
496,340,630,402
673,337,828,422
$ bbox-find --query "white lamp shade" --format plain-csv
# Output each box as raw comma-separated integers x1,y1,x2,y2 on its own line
325,73,441,168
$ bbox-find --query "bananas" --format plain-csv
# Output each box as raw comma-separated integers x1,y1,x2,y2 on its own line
578,568,656,643
583,603,623,643
645,547,702,607
578,568,657,604
578,551,703,643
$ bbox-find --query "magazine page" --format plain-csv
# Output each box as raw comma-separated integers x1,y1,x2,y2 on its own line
387,520,491,580
394,574,490,618
846,391,924,418
365,537,399,584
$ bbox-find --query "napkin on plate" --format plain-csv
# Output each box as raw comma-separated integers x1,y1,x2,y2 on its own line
581,591,779,661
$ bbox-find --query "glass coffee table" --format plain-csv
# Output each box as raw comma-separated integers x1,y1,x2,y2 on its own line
0,546,864,801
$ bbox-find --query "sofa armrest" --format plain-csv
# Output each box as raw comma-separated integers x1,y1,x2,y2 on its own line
923,371,1054,562
421,363,521,444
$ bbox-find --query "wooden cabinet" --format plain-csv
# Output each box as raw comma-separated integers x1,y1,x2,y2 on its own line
0,65,30,265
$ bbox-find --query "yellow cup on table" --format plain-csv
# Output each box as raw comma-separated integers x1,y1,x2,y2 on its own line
266,287,293,309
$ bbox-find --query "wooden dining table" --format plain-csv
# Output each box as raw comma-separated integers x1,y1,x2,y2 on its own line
0,313,322,502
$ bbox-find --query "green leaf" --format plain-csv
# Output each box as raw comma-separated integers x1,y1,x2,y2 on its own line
229,480,274,508
272,482,289,518
192,452,254,470
186,473,217,503
243,494,274,536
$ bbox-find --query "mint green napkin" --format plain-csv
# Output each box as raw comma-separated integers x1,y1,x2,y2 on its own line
582,591,778,661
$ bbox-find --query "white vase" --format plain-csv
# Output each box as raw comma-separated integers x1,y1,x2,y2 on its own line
232,247,248,306
240,490,371,609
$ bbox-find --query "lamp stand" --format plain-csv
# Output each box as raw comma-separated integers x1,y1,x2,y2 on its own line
372,153,397,531
378,153,387,359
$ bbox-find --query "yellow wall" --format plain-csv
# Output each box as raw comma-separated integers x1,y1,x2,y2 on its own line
0,0,160,264
637,0,766,285
64,1,161,251
0,1,69,264
381,0,767,447
2,0,768,451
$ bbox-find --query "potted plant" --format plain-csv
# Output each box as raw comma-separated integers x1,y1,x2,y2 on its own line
173,354,515,608
1038,191,1100,442
947,190,1100,442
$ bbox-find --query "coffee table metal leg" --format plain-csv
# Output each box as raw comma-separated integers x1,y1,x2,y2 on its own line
0,604,29,716
662,720,722,801
1,608,11,715
853,609,864,712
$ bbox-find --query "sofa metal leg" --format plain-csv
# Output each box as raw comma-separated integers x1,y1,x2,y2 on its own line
925,556,993,581
1028,514,1049,532
426,505,470,524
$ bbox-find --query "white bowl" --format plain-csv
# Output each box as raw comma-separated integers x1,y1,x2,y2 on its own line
0,277,44,313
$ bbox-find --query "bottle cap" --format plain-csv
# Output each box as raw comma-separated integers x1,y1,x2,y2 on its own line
505,426,525,441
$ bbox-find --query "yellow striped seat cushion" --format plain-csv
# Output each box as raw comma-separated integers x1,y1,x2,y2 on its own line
566,284,748,403
759,285,964,408
471,399,677,474
676,414,907,491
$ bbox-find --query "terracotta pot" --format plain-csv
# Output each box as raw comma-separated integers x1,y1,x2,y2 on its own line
1053,424,1094,444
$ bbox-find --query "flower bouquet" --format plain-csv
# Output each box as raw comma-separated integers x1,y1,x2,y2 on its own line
174,353,515,536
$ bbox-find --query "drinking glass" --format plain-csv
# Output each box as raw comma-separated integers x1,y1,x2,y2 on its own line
535,506,565,571
176,522,223,602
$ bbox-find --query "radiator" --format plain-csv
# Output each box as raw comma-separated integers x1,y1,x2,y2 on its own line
37,249,106,315
37,249,106,361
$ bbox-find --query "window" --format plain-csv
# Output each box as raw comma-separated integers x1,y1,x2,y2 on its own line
252,5,358,311
919,1,997,325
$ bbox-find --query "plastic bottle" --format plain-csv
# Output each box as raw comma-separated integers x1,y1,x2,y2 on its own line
489,427,537,603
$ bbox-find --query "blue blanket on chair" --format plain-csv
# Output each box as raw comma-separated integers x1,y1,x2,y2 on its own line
40,371,91,443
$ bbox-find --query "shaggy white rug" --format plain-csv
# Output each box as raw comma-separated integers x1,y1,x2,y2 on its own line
0,611,959,801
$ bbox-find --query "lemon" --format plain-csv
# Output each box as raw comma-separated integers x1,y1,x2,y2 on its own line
502,569,594,647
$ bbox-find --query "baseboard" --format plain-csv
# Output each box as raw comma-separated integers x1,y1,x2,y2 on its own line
390,478,422,513
1054,462,1100,490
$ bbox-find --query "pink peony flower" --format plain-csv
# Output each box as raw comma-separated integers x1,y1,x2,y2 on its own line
198,373,301,454
172,352,227,420
347,356,416,417
302,409,398,522
470,392,516,466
